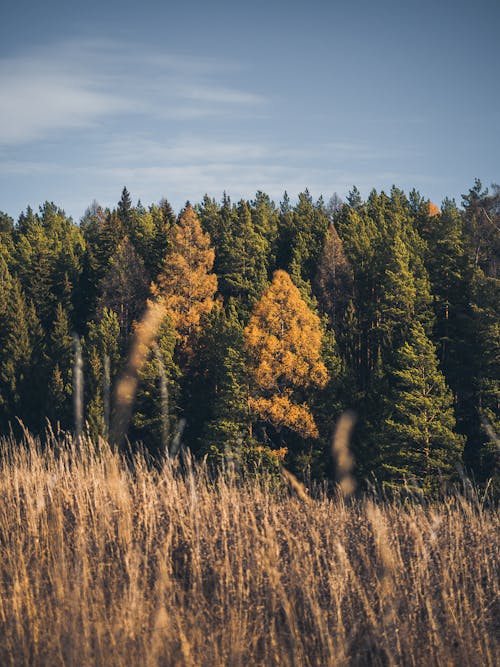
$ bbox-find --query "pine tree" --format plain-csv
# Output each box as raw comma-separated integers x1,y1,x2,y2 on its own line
47,303,74,429
378,232,416,353
346,186,362,208
245,270,328,441
280,190,330,296
202,305,251,459
217,199,268,316
0,278,44,431
0,212,14,258
98,237,149,347
315,222,354,328
251,191,279,271
148,198,176,279
131,314,179,454
83,308,121,439
469,270,500,483
117,186,133,230
127,206,157,274
13,203,85,331
381,321,464,491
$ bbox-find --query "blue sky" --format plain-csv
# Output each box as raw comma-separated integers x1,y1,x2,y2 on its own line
1,0,499,220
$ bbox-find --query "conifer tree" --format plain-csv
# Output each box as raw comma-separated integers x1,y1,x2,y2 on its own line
47,303,74,428
251,191,279,270
127,206,157,273
381,321,464,490
315,222,354,328
99,237,149,346
156,204,217,354
117,186,133,230
469,270,500,481
83,308,121,439
245,270,328,440
280,190,330,296
148,198,176,279
0,212,14,258
0,277,44,430
378,232,416,352
14,203,85,330
202,305,251,459
217,199,268,316
346,185,362,208
131,314,179,454
197,195,223,250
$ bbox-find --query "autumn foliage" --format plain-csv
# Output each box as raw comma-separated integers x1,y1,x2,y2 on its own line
245,270,328,438
428,201,440,216
155,205,217,351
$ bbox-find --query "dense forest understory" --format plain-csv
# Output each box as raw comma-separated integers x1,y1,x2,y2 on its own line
0,181,498,493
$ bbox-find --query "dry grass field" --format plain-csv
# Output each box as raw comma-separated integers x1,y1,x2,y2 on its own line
0,433,498,666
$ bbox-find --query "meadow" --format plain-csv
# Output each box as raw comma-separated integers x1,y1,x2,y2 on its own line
0,433,497,666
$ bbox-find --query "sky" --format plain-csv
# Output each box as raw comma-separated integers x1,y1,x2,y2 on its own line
1,0,499,221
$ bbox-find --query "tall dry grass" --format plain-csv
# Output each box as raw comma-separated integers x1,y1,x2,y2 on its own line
0,433,497,666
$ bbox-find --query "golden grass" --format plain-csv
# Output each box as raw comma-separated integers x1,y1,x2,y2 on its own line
0,434,498,666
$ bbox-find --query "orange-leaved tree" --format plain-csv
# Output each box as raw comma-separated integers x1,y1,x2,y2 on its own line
244,269,328,439
155,204,217,353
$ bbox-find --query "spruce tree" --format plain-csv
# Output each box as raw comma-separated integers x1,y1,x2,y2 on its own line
47,303,74,429
131,314,179,455
217,199,268,317
117,186,133,230
315,222,354,328
381,321,464,491
0,278,44,431
201,305,252,460
83,308,121,439
98,237,149,347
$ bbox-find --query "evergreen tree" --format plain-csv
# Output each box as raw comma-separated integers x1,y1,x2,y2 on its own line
346,186,362,208
98,237,149,347
148,198,176,280
202,305,251,459
14,202,85,330
83,308,121,439
279,189,329,292
131,314,179,455
0,211,14,258
378,232,416,353
0,278,44,431
47,303,74,429
469,270,500,483
217,199,268,317
251,191,279,271
315,222,354,328
117,186,133,230
381,321,464,491
462,180,500,277
127,205,157,274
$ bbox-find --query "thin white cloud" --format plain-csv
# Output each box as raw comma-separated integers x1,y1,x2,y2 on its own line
0,70,128,144
0,38,430,219
177,85,266,106
0,39,267,145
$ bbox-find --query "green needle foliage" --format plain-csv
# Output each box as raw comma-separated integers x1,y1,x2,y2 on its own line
382,321,464,491
0,182,498,493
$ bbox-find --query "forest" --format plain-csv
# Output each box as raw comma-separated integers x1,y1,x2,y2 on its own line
0,180,498,493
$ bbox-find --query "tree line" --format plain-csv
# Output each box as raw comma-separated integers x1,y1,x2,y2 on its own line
0,181,498,492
